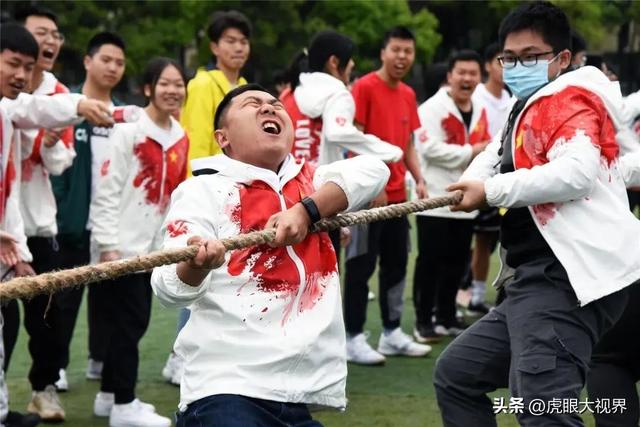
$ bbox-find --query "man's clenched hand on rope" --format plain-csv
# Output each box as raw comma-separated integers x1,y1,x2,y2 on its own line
177,237,226,287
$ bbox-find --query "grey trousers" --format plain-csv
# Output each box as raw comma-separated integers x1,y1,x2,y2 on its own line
434,257,628,427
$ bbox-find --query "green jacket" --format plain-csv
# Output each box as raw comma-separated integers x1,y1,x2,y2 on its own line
50,86,122,248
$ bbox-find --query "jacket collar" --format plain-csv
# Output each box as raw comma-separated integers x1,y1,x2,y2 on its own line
139,110,185,150
522,66,625,128
33,71,58,96
191,153,304,191
433,86,485,131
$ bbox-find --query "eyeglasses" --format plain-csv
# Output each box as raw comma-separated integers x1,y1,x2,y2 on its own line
33,29,65,43
497,51,555,68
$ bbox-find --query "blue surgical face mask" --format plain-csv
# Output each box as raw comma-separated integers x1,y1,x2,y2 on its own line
503,55,559,99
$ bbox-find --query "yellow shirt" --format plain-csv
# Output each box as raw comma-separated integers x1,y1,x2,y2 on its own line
180,69,247,176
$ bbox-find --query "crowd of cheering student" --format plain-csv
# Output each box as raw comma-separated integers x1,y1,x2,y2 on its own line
1,2,639,427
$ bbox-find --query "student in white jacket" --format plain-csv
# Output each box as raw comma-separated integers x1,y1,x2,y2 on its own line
151,84,389,426
14,8,79,416
413,50,491,342
435,4,640,426
286,30,402,167
89,58,189,427
0,22,112,427
282,30,402,265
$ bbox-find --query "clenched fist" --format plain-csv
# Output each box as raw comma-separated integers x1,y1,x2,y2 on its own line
176,236,226,287
185,236,226,270
0,231,19,267
77,99,114,127
265,203,311,247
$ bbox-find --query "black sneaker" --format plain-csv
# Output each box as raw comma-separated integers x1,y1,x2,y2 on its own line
466,301,492,316
5,411,40,427
413,325,445,343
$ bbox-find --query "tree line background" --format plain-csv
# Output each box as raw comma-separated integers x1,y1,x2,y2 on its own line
4,0,640,102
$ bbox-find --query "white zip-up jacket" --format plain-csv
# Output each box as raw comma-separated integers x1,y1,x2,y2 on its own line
472,83,514,138
151,153,389,411
415,87,491,219
294,72,403,165
461,66,640,306
19,72,76,237
1,92,84,278
1,108,31,278
89,111,188,262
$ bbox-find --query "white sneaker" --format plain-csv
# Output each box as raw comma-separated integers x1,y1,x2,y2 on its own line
378,327,432,357
86,358,103,380
55,369,68,392
346,332,386,365
433,325,464,337
94,392,115,417
27,385,65,422
162,352,183,386
109,399,170,427
95,392,156,417
367,291,376,301
433,324,450,337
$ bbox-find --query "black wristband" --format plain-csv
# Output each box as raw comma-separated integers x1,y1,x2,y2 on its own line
300,196,321,224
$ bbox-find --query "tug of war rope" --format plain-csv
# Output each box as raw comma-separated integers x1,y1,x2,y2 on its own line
0,192,463,300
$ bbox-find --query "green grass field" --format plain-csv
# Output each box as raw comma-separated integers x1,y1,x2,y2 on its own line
6,225,600,426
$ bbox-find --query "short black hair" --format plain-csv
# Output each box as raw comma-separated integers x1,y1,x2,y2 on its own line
382,26,415,49
15,5,58,25
1,22,39,60
447,49,482,72
214,83,269,130
571,30,587,53
207,10,251,43
498,1,571,54
483,42,501,63
86,31,126,56
141,57,187,101
308,30,354,73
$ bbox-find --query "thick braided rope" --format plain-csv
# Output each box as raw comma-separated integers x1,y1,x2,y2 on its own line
0,192,462,300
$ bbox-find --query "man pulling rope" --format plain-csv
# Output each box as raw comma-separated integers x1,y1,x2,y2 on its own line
0,192,461,300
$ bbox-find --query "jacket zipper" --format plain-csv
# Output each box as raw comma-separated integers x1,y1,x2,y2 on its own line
275,187,309,398
276,189,307,311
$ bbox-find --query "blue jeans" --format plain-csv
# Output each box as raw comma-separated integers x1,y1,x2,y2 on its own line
176,394,323,427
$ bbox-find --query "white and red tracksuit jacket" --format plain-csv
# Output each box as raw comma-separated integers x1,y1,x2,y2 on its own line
89,111,188,262
19,71,76,238
461,66,640,306
280,87,323,165
415,87,491,219
151,153,389,410
1,92,85,278
286,72,402,166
